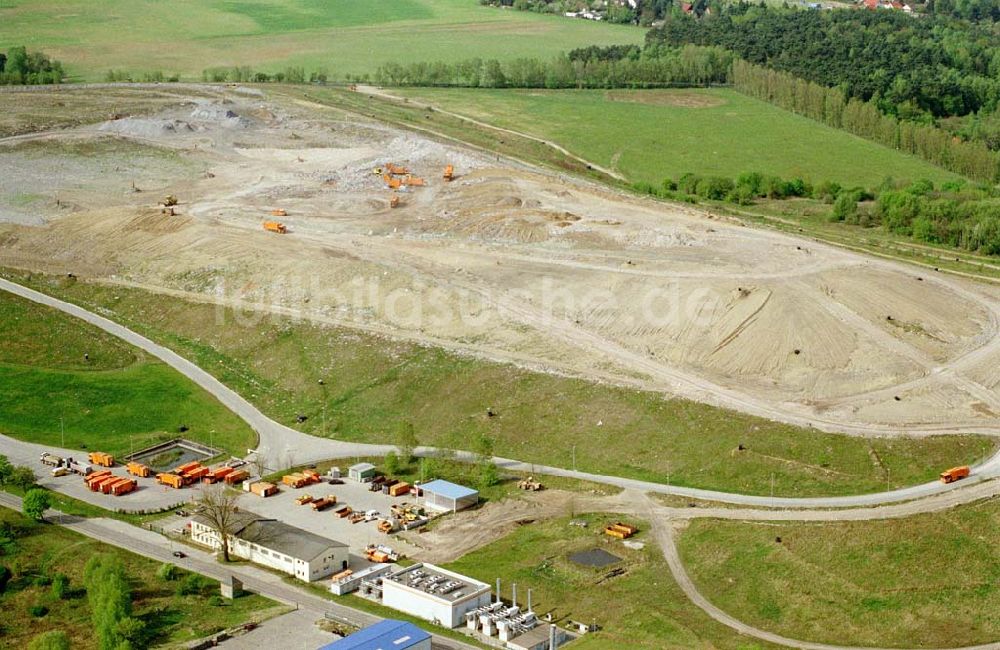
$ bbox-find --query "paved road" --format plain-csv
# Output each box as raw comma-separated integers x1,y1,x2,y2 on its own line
2,276,996,510
0,493,477,650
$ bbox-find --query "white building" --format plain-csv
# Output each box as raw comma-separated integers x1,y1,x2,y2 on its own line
190,512,349,582
348,462,377,482
381,563,492,628
419,479,479,513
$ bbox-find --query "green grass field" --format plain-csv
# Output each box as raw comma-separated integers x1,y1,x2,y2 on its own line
395,88,960,187
5,270,991,498
0,0,642,81
678,500,1000,647
0,507,280,648
0,291,255,457
443,513,777,649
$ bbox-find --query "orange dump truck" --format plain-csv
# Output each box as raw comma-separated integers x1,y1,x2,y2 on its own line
311,496,337,511
84,469,112,487
403,175,424,187
282,470,320,489
126,462,151,478
224,469,250,485
443,165,454,181
263,220,287,234
940,466,970,483
157,473,184,489
87,473,115,492
183,466,210,483
385,163,409,175
174,461,201,475
388,482,410,497
204,466,234,484
102,477,131,494
271,209,287,217
88,452,115,468
604,522,639,540
111,478,137,496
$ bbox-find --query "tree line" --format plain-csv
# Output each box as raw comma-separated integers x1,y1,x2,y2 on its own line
482,0,679,25
730,59,999,183
0,46,63,85
370,45,731,88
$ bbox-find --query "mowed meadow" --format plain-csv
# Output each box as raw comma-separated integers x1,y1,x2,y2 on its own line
396,88,961,187
0,0,643,81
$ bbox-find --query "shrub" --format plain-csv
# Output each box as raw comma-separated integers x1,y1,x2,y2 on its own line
0,564,10,592
156,563,179,582
28,630,70,650
695,176,735,200
727,185,756,206
814,180,842,203
33,573,52,587
51,573,69,600
208,595,225,607
28,604,48,617
176,573,209,596
831,192,859,222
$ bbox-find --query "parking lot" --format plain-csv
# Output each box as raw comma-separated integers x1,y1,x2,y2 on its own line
232,475,425,563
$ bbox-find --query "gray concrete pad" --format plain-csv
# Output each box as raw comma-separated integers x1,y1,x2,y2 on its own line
228,609,339,649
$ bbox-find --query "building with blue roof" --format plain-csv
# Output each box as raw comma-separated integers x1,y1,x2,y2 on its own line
317,619,431,650
419,479,479,513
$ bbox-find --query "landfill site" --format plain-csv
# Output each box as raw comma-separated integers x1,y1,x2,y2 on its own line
2,85,999,438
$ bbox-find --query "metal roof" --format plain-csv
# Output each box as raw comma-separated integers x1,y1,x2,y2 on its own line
420,479,478,501
317,619,430,650
192,511,347,562
349,462,376,472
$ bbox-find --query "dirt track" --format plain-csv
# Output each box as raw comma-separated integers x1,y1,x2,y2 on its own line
2,85,1000,437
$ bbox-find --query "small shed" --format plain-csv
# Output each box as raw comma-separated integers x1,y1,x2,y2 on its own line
348,462,376,483
419,479,479,513
317,619,431,650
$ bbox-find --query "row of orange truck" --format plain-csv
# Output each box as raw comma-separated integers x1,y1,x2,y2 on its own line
604,522,639,540
282,469,321,489
157,461,250,490
88,451,115,468
83,470,136,496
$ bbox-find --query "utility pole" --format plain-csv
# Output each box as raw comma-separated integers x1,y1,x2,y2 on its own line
572,445,576,472
60,416,65,448
770,472,775,498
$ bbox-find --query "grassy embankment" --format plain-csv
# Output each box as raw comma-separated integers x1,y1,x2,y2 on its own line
677,499,1000,647
0,0,642,81
4,270,992,499
0,507,280,648
0,290,255,457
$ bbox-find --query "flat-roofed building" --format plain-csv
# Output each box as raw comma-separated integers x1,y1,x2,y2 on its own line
381,563,491,628
419,479,479,513
317,619,431,650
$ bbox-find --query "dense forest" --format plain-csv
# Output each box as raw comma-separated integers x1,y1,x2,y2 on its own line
646,6,1000,122
0,47,63,85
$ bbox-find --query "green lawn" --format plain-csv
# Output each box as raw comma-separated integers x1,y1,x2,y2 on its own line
0,291,255,457
5,270,992,498
395,88,960,187
0,507,281,648
443,513,778,649
0,0,643,81
678,501,1000,648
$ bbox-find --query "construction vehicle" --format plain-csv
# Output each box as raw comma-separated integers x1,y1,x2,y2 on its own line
443,165,454,181
383,174,402,190
271,208,287,217
603,522,639,540
51,466,69,477
349,512,366,524
162,195,178,207
385,163,409,176
126,462,151,478
295,494,314,506
518,476,543,491
85,470,112,490
157,472,184,489
311,496,337,511
377,519,395,534
40,452,64,467
88,452,115,468
334,506,353,518
364,509,381,522
263,220,287,234
224,469,250,485
940,466,970,483
174,461,201,475
389,193,400,209
182,465,210,483
111,479,137,496
403,175,424,187
388,482,410,497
